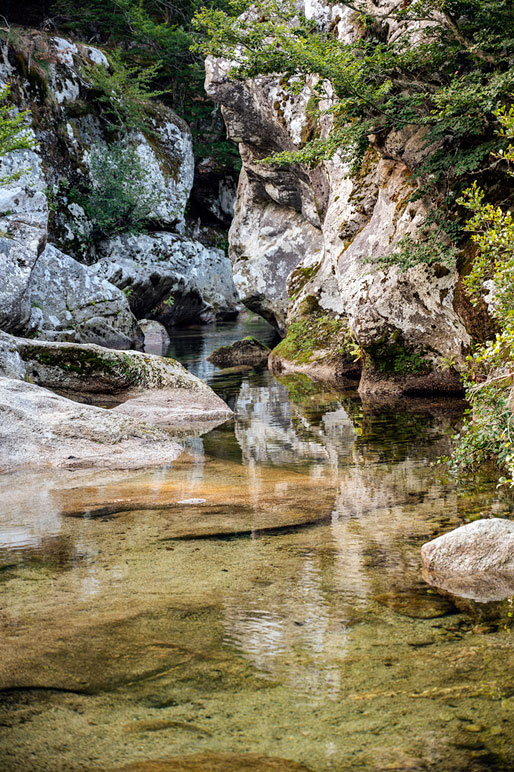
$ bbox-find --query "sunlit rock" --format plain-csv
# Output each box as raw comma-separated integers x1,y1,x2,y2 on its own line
0,376,183,472
422,518,514,602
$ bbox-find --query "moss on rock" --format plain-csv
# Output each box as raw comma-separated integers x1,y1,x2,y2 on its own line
363,334,431,377
272,310,358,368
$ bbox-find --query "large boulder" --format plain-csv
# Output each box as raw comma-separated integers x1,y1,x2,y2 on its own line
3,333,222,396
93,233,239,325
26,244,142,348
0,376,183,472
421,519,514,602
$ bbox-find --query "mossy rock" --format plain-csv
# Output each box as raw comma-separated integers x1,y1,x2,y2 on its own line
207,337,270,368
14,336,202,394
272,313,356,367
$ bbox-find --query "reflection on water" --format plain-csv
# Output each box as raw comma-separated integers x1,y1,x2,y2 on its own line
1,318,514,771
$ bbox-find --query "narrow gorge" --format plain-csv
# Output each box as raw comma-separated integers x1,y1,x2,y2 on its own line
1,2,514,771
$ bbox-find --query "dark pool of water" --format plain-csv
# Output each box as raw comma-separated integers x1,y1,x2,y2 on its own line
1,317,514,772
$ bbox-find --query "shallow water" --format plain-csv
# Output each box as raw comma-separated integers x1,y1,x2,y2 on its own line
1,317,514,772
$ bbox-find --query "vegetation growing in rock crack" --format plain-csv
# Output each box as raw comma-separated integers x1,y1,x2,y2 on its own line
194,0,514,257
0,83,38,185
70,141,164,242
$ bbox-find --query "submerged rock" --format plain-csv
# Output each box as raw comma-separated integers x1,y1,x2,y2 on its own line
111,752,313,771
421,519,514,602
374,588,455,619
207,336,270,368
0,377,183,472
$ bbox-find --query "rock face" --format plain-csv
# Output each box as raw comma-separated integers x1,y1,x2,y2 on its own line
93,233,239,325
0,32,238,345
205,2,476,394
421,519,514,602
207,336,270,368
0,376,183,472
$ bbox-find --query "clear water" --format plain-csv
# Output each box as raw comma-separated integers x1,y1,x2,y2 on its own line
1,316,514,772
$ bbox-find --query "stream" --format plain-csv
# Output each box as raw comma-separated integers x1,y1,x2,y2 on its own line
1,315,514,771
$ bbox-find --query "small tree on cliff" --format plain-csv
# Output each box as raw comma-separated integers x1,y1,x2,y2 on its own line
193,0,514,243
0,83,37,184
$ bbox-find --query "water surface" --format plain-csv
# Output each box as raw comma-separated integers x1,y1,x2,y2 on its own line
1,317,514,772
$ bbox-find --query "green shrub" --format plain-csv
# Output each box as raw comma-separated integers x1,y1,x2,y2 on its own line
82,50,166,133
0,83,37,184
72,141,163,242
447,105,514,482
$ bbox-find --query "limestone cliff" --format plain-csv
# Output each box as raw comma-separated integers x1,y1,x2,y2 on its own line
0,32,238,348
205,0,484,396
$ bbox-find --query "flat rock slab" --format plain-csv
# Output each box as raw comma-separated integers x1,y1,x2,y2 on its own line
113,389,232,429
421,518,514,602
0,377,183,472
110,753,313,772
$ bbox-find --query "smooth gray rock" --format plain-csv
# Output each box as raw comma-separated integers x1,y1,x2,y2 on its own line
140,319,171,355
0,376,183,472
422,519,514,602
26,244,142,349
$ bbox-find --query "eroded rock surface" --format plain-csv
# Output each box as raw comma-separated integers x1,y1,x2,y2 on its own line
205,2,476,394
94,233,239,325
